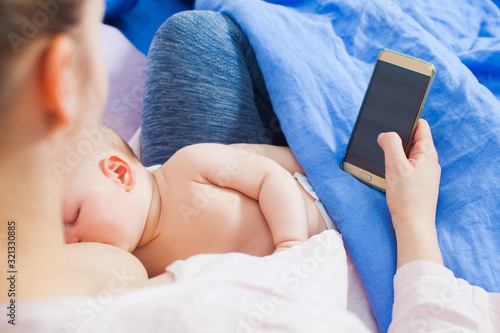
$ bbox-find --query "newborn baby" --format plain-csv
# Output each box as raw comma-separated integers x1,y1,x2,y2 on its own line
63,126,334,277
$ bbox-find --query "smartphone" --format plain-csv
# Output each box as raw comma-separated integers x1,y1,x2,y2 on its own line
341,49,435,191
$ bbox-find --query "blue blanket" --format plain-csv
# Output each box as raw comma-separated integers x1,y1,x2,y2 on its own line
105,0,194,54
196,0,500,331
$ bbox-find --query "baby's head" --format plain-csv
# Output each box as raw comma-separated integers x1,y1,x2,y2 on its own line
62,125,150,252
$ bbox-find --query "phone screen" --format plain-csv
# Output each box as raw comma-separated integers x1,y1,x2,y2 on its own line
344,60,431,178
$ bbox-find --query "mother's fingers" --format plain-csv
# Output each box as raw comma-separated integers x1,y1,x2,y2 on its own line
409,119,438,160
412,119,433,144
378,132,410,174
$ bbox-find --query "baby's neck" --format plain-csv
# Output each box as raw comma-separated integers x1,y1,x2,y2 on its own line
136,168,165,249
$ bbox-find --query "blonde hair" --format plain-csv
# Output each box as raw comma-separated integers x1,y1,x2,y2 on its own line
0,0,83,108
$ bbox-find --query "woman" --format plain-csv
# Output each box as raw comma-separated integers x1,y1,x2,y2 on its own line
0,0,150,300
0,1,497,331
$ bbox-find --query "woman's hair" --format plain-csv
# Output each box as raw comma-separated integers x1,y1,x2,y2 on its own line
0,0,84,107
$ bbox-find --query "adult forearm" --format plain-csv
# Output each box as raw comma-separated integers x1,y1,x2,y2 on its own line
394,222,443,269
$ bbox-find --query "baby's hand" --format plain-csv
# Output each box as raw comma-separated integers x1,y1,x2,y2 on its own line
273,240,305,254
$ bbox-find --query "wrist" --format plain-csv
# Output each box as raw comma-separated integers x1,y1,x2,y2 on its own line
392,212,436,236
393,218,435,238
394,222,443,269
276,240,304,250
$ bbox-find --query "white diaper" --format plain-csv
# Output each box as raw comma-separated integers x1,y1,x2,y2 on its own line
294,172,338,232
146,164,161,172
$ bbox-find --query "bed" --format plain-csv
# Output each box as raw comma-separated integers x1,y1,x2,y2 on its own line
101,1,500,332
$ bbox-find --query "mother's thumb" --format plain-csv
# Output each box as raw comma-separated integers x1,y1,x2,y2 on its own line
377,132,410,173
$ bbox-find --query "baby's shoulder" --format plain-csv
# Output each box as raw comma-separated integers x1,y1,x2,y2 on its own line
159,143,227,180
169,143,227,162
154,156,207,195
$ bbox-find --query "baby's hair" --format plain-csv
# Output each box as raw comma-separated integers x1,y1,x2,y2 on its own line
98,125,140,164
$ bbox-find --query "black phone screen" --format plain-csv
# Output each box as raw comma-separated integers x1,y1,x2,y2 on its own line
344,60,430,178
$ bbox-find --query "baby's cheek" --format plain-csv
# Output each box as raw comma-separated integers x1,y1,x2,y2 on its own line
106,220,136,252
64,227,79,244
112,233,135,253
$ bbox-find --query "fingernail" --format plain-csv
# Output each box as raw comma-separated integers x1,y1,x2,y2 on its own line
377,133,384,140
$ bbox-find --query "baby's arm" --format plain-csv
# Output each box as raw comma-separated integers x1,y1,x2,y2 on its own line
229,144,304,175
171,143,309,252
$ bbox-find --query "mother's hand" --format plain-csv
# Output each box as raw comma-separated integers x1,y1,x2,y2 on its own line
378,119,444,268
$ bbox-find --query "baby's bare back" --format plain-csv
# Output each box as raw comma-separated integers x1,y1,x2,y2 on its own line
133,145,327,278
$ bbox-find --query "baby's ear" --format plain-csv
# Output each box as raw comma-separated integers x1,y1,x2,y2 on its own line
102,155,136,191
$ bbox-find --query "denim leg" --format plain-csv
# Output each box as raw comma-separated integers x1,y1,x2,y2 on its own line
141,11,286,167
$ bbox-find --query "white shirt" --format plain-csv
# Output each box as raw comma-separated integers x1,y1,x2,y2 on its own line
1,231,498,332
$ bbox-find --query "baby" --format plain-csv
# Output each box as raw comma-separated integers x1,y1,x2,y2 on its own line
63,126,334,277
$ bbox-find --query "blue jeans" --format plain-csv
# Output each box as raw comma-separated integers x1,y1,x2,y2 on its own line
141,11,286,167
